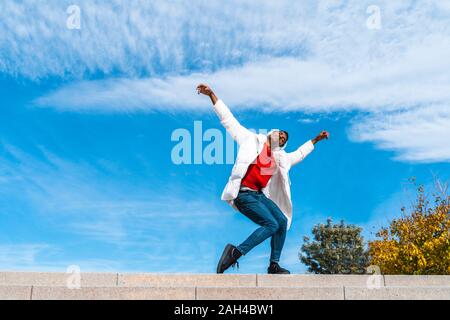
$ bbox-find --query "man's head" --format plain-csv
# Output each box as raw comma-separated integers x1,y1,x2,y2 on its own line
268,130,289,149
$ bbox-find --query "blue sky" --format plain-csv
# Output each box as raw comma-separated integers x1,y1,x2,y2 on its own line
0,0,449,274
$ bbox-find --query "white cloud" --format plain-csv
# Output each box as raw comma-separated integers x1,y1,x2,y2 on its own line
349,104,450,163
34,37,450,162
3,0,450,162
36,39,450,113
2,0,449,81
0,0,318,79
0,244,52,270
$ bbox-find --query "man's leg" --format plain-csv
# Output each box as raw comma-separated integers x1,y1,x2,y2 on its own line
259,195,288,264
234,191,280,256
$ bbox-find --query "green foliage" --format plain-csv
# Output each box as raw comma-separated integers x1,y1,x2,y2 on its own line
300,219,369,274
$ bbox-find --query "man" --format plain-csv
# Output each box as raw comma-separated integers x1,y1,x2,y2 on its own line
197,84,329,274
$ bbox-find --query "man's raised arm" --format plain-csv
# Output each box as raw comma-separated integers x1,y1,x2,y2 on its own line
197,84,253,145
288,131,330,166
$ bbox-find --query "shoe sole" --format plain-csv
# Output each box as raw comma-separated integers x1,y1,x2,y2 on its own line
267,268,291,275
216,244,234,274
267,272,291,274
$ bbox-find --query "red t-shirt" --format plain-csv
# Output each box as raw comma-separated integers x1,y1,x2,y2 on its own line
241,142,277,191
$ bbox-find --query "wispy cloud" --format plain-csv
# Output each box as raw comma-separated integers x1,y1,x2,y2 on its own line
2,0,450,164
35,39,450,113
349,104,450,163
0,244,52,270
1,0,317,79
0,242,126,272
0,142,234,272
35,48,450,162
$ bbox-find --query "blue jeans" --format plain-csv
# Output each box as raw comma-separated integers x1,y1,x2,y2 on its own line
233,190,288,263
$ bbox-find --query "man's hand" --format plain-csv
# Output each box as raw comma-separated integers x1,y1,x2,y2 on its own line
197,83,218,105
312,130,330,145
196,84,213,96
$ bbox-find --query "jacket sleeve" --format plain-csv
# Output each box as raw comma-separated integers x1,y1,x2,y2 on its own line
212,99,254,145
288,140,315,167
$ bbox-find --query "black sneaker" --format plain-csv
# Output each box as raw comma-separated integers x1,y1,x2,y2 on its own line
267,262,290,274
216,244,242,273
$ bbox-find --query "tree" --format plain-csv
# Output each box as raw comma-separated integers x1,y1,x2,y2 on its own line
300,219,369,274
369,183,450,275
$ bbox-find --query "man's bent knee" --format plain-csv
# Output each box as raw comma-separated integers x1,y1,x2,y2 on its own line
264,220,279,235
278,216,288,231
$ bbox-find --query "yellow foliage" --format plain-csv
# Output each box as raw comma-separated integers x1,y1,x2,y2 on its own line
369,187,450,275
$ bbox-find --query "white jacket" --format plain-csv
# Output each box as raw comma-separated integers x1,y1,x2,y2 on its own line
213,99,315,230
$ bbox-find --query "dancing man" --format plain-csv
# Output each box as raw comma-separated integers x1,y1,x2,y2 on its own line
197,84,329,274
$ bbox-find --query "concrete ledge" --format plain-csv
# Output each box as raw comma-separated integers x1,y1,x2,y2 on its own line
0,286,32,300
31,286,195,300
384,275,450,287
345,287,450,300
257,274,378,287
196,286,345,300
119,274,257,287
2,273,450,288
1,273,450,300
0,272,117,287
